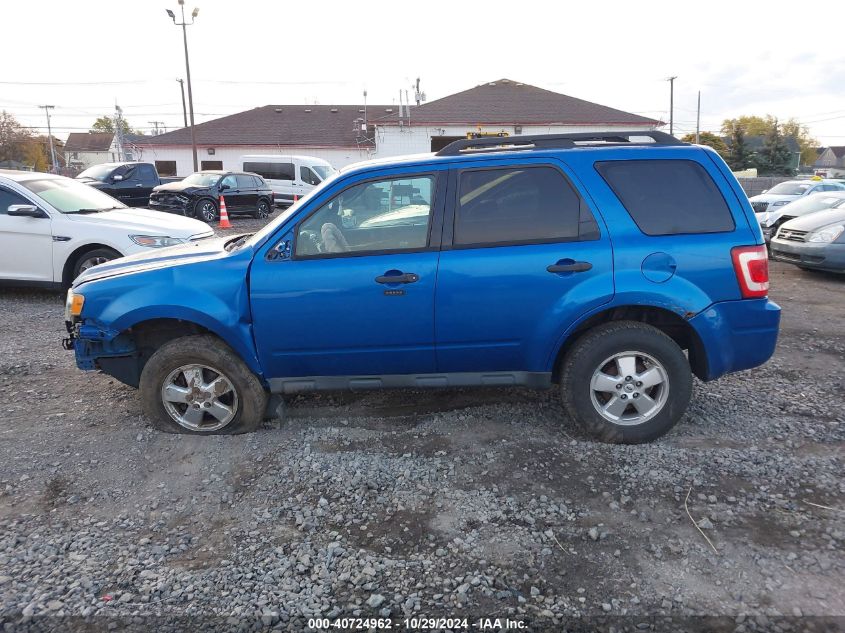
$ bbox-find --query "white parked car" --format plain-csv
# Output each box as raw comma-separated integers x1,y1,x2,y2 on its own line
748,179,845,216
240,155,337,207
0,170,213,287
758,191,845,242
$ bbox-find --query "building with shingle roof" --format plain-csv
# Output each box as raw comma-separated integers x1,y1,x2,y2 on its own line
132,79,661,176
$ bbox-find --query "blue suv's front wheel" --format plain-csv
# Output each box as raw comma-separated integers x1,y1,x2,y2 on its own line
139,335,268,434
560,322,692,444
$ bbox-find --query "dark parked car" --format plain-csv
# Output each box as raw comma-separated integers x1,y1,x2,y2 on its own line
149,171,274,222
770,204,845,273
76,162,179,207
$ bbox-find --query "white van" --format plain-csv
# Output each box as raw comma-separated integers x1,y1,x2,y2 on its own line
239,155,337,207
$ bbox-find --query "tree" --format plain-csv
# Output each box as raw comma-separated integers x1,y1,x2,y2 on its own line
725,126,753,172
780,118,818,167
89,115,139,136
755,119,794,176
721,115,777,138
0,110,31,163
681,132,729,158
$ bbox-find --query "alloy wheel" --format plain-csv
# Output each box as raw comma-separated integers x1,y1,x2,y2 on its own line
160,364,239,432
589,351,669,426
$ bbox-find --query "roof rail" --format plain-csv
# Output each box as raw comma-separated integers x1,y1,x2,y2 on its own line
435,130,686,156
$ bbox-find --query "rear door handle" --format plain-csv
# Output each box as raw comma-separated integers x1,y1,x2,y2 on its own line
547,261,593,273
375,272,419,284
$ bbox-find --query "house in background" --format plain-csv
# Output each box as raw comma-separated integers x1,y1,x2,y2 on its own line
134,79,661,176
813,147,845,177
63,132,146,170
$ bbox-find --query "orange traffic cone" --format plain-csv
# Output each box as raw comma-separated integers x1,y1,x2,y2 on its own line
293,194,298,204
218,195,232,229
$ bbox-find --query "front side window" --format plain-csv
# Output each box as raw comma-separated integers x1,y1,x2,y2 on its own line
295,175,434,256
454,166,598,246
220,175,237,190
596,159,735,236
300,166,321,185
0,187,30,215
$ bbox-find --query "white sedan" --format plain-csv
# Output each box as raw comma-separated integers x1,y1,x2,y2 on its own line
0,170,213,287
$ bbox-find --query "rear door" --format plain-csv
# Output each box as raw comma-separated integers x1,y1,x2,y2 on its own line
0,186,53,282
434,159,614,374
235,174,258,211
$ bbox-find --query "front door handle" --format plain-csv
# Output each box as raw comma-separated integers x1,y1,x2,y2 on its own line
547,261,593,273
375,272,419,284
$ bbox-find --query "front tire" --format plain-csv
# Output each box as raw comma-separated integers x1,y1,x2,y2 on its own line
139,335,268,435
560,321,692,444
194,198,218,223
72,247,121,279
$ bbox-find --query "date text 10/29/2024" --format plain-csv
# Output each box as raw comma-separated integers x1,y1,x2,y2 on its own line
308,617,527,630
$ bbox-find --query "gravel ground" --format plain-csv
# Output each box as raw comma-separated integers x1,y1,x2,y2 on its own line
0,211,843,632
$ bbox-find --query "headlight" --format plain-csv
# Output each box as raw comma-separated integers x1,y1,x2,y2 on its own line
770,201,790,207
807,224,845,243
65,290,84,321
129,235,185,248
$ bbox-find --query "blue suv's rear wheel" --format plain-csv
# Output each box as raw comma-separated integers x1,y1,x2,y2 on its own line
139,335,268,434
560,321,692,444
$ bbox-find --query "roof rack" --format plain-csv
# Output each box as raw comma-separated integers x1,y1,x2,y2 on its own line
435,130,685,156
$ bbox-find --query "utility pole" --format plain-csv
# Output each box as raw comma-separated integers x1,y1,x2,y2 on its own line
667,76,677,137
177,78,188,128
167,1,199,172
148,121,166,135
114,105,125,161
38,105,57,173
695,90,701,144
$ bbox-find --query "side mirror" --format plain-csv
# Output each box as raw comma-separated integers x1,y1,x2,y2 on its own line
219,183,230,191
112,174,124,182
7,204,44,218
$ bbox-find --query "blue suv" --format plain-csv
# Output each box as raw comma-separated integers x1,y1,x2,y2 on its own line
64,132,780,443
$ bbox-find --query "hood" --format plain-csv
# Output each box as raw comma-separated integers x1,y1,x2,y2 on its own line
73,234,248,287
748,193,799,204
65,208,212,239
780,208,845,232
152,181,210,194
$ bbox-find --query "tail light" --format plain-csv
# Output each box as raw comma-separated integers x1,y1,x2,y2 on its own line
731,245,769,298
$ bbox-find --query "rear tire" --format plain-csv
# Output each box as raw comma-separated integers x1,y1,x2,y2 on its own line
560,321,692,444
72,247,121,279
194,198,218,223
139,335,268,435
253,198,271,219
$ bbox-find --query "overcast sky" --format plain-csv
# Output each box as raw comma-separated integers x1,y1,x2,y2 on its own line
3,0,844,145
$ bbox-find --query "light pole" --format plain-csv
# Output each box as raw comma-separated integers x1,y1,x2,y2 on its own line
176,78,188,128
38,105,57,173
166,1,199,172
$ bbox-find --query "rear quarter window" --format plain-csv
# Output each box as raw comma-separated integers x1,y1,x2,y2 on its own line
595,159,735,235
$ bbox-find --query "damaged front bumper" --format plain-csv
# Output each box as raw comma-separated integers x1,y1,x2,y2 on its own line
63,319,140,385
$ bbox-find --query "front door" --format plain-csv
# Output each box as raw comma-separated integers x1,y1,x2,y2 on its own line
0,187,54,282
250,171,445,380
435,161,614,373
219,174,244,211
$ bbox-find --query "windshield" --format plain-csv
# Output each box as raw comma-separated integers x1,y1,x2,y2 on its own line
781,195,845,215
182,172,221,187
77,164,115,181
767,182,811,195
312,165,336,180
242,171,341,249
18,177,127,213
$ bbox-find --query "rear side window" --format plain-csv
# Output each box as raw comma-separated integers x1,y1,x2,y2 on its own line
595,159,735,235
243,161,294,181
454,166,599,246
235,174,254,189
